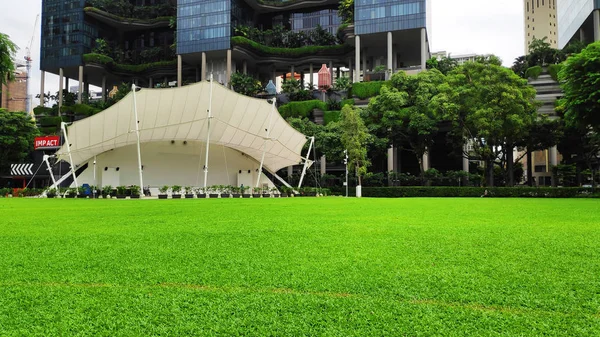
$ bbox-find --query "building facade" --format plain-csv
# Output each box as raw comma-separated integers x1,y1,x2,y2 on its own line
557,0,600,48
0,69,27,113
523,0,558,52
39,0,431,106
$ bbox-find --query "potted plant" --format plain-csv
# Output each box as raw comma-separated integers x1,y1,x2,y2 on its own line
262,186,271,198
271,187,280,198
89,185,99,198
195,187,206,199
171,185,182,199
231,186,241,198
77,186,87,198
102,185,113,198
46,188,57,198
251,187,261,198
221,185,232,198
65,187,77,198
241,185,251,198
184,186,194,199
116,186,127,199
208,186,219,198
130,185,141,199
158,185,169,199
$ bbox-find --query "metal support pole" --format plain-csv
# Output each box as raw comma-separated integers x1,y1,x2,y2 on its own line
132,84,144,195
61,122,79,192
43,155,57,188
298,137,315,188
345,149,348,197
256,98,276,188
203,74,214,190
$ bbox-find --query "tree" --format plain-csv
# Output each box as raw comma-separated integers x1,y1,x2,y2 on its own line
339,105,369,186
369,69,445,183
426,57,458,75
338,0,354,24
0,109,39,174
432,58,539,186
0,33,18,89
230,72,263,97
515,117,561,186
558,41,600,131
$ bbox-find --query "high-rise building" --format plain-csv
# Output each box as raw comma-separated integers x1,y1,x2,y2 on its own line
39,0,431,103
523,0,558,52
557,0,600,48
0,68,27,113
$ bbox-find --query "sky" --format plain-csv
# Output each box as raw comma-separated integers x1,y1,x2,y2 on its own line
0,0,525,109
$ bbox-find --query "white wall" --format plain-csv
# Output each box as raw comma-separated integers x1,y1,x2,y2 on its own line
558,0,594,48
74,141,275,190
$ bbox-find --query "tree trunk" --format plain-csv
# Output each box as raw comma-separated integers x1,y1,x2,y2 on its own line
356,164,362,186
526,150,533,187
507,142,514,187
417,156,425,186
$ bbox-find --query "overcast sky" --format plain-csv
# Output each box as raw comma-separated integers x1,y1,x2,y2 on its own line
0,0,525,108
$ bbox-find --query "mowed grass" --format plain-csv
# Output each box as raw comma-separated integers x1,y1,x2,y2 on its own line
0,198,599,336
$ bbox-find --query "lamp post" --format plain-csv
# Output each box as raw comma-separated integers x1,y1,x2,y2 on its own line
344,149,348,197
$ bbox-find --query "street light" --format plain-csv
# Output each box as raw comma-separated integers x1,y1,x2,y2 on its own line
343,149,348,197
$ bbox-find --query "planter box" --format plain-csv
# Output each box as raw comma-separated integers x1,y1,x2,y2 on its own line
116,195,126,199
221,194,231,199
172,194,182,199
185,194,194,199
209,194,219,198
65,195,75,199
242,194,251,198
231,193,240,198
281,193,288,198
130,195,140,199
158,194,168,199
196,193,206,199
262,194,271,198
252,193,261,198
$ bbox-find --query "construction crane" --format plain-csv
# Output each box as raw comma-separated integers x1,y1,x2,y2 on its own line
24,14,40,115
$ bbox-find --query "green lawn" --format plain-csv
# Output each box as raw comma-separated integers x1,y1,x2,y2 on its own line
0,198,599,336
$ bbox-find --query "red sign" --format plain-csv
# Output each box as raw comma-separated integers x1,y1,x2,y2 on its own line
34,136,61,150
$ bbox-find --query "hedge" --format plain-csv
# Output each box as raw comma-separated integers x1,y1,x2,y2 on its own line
278,100,326,119
352,81,387,99
37,116,63,127
323,110,341,125
525,65,543,79
340,98,355,107
330,186,600,198
231,36,350,57
33,106,54,117
548,64,562,81
83,7,172,24
83,53,176,74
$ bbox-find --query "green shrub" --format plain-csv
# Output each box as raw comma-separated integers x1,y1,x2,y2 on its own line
83,53,176,74
33,106,54,117
83,53,114,65
352,81,386,99
39,127,59,135
278,100,326,119
525,65,543,79
37,116,63,127
323,110,341,125
548,64,563,81
330,186,599,198
231,36,350,57
72,104,101,117
340,98,355,107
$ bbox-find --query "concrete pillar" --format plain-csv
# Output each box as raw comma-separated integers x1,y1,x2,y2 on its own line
348,58,353,82
77,66,83,103
320,155,326,176
309,63,314,89
354,35,360,83
201,52,207,81
421,28,427,70
549,145,558,187
287,166,293,177
594,10,600,42
392,44,398,71
422,150,430,171
39,70,45,106
177,54,182,87
243,60,247,75
580,28,586,43
387,31,393,80
58,68,64,110
462,146,469,173
101,75,106,101
226,49,232,87
387,146,394,173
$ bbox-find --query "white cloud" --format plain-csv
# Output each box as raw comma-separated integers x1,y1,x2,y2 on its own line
0,0,526,112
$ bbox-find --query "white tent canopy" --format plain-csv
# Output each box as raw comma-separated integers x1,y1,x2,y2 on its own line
55,81,308,173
